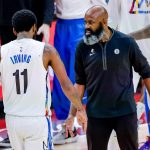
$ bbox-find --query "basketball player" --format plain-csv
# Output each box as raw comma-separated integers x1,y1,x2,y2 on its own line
0,9,87,150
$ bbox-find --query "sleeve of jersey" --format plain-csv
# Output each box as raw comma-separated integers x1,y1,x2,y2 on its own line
129,38,150,79
75,43,86,85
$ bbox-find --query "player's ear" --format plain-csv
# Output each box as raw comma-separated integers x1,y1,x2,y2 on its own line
32,24,37,33
13,28,17,36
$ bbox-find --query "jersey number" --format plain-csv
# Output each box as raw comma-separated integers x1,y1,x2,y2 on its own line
13,69,28,94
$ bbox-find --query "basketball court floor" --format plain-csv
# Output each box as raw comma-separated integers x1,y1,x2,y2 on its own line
0,123,148,150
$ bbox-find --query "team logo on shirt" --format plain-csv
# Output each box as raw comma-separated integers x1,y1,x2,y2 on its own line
114,49,120,55
89,48,96,56
20,47,23,52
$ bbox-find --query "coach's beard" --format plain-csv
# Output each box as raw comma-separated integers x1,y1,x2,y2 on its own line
83,23,104,45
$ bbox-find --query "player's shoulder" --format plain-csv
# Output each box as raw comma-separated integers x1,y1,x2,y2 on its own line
43,43,57,57
1,41,13,49
43,44,60,65
114,29,132,40
44,43,54,50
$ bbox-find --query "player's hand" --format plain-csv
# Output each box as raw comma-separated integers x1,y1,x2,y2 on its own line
76,109,87,133
37,23,50,43
65,114,75,138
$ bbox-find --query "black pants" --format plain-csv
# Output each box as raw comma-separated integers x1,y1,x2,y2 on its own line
87,112,138,150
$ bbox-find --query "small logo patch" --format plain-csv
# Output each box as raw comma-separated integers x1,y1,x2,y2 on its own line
114,49,120,54
89,48,95,56
20,47,23,52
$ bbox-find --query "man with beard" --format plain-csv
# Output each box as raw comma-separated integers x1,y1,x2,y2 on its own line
52,0,107,145
52,0,107,120
65,5,150,150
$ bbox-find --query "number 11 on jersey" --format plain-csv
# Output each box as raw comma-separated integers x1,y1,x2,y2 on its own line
13,69,28,94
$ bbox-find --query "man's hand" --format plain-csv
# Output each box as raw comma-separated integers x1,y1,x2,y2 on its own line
65,114,75,138
76,109,87,133
37,23,50,43
65,109,87,138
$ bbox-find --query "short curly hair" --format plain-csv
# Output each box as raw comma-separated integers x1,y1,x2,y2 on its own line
12,9,37,33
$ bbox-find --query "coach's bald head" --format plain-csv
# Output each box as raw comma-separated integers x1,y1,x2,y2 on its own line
85,5,108,24
84,5,111,45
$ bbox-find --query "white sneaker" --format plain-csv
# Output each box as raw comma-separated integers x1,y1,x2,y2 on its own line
0,137,11,148
53,124,78,145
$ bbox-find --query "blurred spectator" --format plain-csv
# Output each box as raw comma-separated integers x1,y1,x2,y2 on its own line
108,0,150,92
0,0,54,44
129,24,150,40
105,0,109,3
108,1,150,149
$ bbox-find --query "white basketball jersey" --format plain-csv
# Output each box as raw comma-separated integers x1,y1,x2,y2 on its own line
1,38,51,116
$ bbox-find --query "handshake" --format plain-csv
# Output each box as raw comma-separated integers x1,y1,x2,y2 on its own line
65,107,87,138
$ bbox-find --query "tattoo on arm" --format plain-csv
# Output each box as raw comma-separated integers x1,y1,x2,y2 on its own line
44,44,62,66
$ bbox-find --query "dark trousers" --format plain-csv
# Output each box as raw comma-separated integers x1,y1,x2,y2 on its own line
87,112,138,150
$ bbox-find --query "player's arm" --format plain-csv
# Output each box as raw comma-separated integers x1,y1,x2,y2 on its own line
69,83,85,116
43,44,83,111
129,25,150,40
66,83,87,135
143,78,150,97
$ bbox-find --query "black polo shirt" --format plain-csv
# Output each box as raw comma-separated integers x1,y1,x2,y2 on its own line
75,29,150,118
